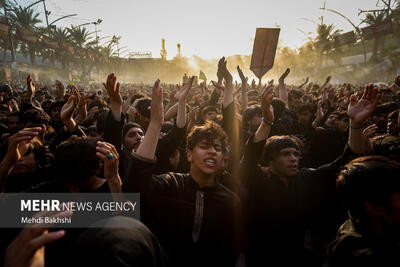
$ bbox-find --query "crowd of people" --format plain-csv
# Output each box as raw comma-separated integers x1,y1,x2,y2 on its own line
0,56,399,266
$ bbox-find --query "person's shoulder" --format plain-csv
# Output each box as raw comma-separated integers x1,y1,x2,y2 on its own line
152,171,188,190
329,220,371,260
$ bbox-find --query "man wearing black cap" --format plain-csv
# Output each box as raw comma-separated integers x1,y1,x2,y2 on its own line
242,84,381,266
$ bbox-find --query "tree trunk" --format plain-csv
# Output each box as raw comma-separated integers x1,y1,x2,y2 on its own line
29,50,36,66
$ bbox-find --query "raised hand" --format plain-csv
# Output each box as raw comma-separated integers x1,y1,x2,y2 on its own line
55,80,65,100
322,76,331,89
175,76,195,102
27,75,35,98
103,73,122,105
217,57,232,84
279,68,290,83
150,79,164,128
61,86,80,131
76,92,94,124
22,75,36,102
348,84,381,127
4,209,71,267
61,87,79,121
217,57,225,83
322,87,329,103
3,128,41,165
316,101,325,121
96,141,120,181
363,124,378,138
211,80,225,91
362,124,378,152
261,85,274,123
237,65,248,85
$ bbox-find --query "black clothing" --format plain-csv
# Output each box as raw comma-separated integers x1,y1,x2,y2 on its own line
103,110,186,180
75,216,167,267
242,136,356,267
327,218,400,267
269,108,300,137
123,153,241,267
307,127,348,168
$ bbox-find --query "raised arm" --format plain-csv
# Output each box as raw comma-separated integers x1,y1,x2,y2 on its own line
176,76,194,128
237,65,248,111
254,85,274,143
103,73,123,122
278,68,290,109
297,77,309,89
347,84,381,154
311,100,325,130
321,76,331,104
96,141,122,193
135,80,164,160
216,57,233,108
60,86,80,133
0,128,41,192
55,80,65,101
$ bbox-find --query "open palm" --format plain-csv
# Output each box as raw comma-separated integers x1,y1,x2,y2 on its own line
176,76,194,102
348,84,380,126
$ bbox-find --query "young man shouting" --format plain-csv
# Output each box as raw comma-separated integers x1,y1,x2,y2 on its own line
123,79,241,267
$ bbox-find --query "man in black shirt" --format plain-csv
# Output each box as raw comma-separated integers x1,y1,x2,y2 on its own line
242,84,381,266
124,78,241,267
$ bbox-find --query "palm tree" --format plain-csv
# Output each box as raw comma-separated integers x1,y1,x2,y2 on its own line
11,6,41,66
313,23,342,67
362,11,387,61
51,27,72,69
67,26,91,75
0,0,15,64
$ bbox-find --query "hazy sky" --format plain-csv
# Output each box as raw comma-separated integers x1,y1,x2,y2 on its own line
19,0,388,59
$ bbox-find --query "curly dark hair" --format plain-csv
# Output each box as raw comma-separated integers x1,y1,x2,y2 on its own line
187,121,229,153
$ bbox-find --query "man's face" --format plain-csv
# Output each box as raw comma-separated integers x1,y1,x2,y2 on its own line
325,113,338,128
336,117,349,132
187,139,223,176
298,110,312,125
10,152,36,176
248,114,262,133
372,113,387,131
248,93,259,102
203,111,217,122
290,96,301,107
87,131,103,143
271,147,299,178
124,127,144,151
7,116,20,132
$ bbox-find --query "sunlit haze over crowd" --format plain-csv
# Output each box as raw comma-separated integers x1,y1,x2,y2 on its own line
20,0,382,59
